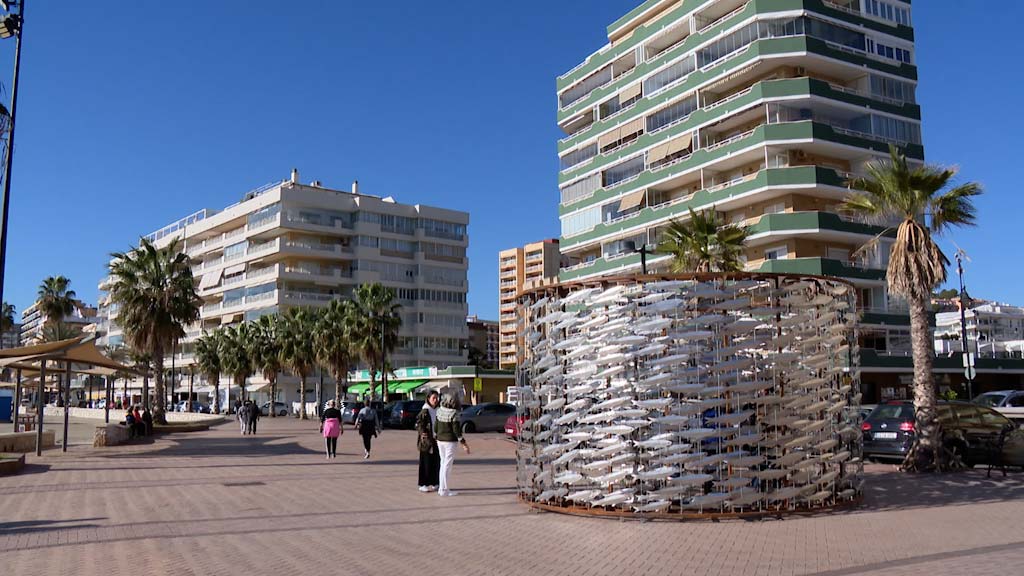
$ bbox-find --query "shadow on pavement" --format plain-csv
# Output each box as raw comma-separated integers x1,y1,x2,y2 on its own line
97,435,322,459
860,467,1024,512
0,517,107,535
10,463,52,476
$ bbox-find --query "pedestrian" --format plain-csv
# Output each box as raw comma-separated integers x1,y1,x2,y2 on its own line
416,391,441,492
237,401,250,435
354,402,379,459
320,399,343,459
132,406,145,438
247,400,260,434
434,393,470,496
125,408,137,439
142,407,153,437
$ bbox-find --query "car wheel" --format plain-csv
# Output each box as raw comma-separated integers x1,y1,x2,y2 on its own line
462,422,475,434
278,410,287,416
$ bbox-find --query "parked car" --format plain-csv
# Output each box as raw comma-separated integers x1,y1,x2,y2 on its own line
504,413,527,440
385,400,424,429
862,400,1024,467
974,390,1024,408
173,400,211,413
341,401,386,425
260,401,289,417
460,402,516,433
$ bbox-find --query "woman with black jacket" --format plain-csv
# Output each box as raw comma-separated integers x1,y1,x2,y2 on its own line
320,400,343,458
416,391,441,492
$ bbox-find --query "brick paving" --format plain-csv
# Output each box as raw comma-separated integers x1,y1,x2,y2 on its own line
1,417,1022,576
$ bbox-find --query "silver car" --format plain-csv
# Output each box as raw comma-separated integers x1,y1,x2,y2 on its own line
460,403,516,433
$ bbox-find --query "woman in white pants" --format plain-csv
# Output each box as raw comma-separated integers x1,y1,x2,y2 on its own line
433,393,470,496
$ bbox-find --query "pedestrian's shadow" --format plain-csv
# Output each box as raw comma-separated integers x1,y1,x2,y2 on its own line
0,517,107,535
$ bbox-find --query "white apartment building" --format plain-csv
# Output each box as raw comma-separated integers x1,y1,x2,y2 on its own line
21,300,99,344
935,303,1024,359
97,170,470,405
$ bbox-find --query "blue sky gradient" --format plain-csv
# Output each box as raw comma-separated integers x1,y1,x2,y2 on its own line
0,0,1018,322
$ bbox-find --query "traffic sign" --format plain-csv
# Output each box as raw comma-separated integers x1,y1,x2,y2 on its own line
964,366,976,380
962,352,975,368
473,377,483,392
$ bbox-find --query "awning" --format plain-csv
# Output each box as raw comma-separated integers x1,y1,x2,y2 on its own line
617,189,646,211
619,82,642,102
664,132,693,157
347,383,370,395
221,313,242,325
224,263,247,276
619,117,644,138
597,128,621,149
198,269,223,290
391,380,427,394
247,382,269,392
704,62,763,93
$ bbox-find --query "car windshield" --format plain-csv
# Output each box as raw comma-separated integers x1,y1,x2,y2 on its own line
974,393,1006,407
869,404,913,420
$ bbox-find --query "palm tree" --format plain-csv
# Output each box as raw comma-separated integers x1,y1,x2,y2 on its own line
219,322,254,404
842,146,981,472
108,237,201,424
195,331,224,414
37,276,79,340
250,314,283,417
315,299,359,403
40,321,82,343
1,301,15,337
279,307,317,419
353,283,402,402
657,207,750,273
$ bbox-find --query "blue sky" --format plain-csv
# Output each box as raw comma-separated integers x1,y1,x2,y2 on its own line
0,0,1019,322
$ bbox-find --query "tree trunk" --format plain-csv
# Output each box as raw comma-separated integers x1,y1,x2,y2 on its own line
153,347,167,424
335,370,342,405
213,379,221,414
188,371,194,413
270,377,277,418
904,294,942,472
299,375,308,420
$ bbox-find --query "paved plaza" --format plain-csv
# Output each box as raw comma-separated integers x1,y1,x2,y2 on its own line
1,418,1023,576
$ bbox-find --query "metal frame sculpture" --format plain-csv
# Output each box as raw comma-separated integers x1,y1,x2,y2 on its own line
515,273,863,519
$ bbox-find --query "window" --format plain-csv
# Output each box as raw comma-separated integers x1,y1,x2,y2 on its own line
643,55,696,95
421,242,466,259
245,282,276,298
224,241,247,261
603,234,645,258
560,65,613,109
420,219,466,241
764,246,788,260
560,173,602,205
870,75,916,103
866,0,911,26
560,205,602,237
979,410,1012,429
871,115,921,144
870,38,912,63
223,288,245,307
646,94,698,133
380,214,416,235
380,237,417,255
560,144,598,170
1008,395,1024,408
248,203,280,227
763,203,785,215
602,156,645,187
419,265,466,287
954,405,981,426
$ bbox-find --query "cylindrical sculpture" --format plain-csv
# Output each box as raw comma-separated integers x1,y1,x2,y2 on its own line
515,274,862,518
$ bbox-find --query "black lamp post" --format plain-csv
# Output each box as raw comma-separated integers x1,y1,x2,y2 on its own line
0,0,25,314
956,252,974,401
624,240,652,275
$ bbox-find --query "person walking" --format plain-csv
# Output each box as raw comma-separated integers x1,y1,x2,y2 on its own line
354,403,379,459
142,407,154,437
434,393,469,497
416,391,441,492
320,400,343,459
246,400,260,434
237,401,250,435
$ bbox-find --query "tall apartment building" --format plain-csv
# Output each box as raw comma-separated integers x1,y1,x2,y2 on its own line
2,323,21,349
498,239,561,368
935,303,1024,359
555,0,934,401
21,300,98,344
98,170,470,403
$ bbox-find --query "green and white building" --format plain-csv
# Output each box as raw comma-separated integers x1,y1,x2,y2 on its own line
553,0,1024,401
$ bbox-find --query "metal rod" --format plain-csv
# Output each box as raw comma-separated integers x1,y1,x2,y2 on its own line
62,362,70,452
0,0,24,313
957,254,974,400
35,359,44,456
11,367,20,432
104,376,110,424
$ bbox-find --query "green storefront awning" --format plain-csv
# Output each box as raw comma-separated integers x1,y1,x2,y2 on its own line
346,380,427,396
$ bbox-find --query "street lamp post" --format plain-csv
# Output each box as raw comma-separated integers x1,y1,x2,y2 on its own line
0,0,25,313
956,252,974,401
379,313,387,403
625,241,652,275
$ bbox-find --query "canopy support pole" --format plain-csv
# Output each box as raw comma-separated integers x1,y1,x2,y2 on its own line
35,360,45,456
11,368,20,432
62,362,71,452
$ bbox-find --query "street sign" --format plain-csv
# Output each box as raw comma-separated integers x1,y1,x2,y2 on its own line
964,366,977,380
962,353,975,368
473,377,483,392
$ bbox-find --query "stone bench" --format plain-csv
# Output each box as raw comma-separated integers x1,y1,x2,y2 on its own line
0,430,56,453
93,424,133,447
0,453,26,475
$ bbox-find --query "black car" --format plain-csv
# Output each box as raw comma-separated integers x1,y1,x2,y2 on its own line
385,400,425,429
862,400,1024,467
341,401,386,425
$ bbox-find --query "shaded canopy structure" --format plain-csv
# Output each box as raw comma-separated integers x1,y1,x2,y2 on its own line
0,336,140,455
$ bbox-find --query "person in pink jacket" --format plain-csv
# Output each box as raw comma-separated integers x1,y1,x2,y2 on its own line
320,400,343,458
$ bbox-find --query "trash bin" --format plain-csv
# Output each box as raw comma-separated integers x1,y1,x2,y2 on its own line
0,390,12,422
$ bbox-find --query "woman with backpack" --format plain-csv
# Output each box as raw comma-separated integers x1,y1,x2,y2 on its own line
354,403,380,459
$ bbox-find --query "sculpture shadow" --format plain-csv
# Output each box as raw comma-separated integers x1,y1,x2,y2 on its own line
860,467,1024,512
98,435,322,459
0,517,107,535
